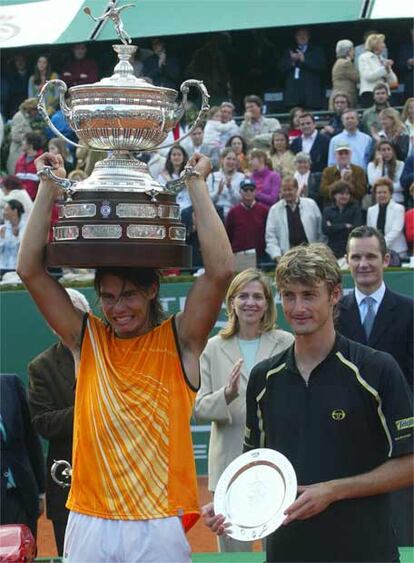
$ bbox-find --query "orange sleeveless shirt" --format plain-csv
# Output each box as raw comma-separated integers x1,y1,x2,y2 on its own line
66,314,200,531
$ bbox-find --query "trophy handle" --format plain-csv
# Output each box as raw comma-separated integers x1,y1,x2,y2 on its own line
149,79,210,153
38,79,84,149
38,166,76,201
51,459,72,488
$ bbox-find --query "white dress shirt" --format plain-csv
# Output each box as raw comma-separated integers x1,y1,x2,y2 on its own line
301,130,318,154
354,282,386,323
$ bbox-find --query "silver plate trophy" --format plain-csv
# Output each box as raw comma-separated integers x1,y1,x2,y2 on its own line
214,448,297,541
38,1,210,267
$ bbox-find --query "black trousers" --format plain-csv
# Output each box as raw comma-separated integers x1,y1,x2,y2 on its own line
52,518,68,556
0,487,37,539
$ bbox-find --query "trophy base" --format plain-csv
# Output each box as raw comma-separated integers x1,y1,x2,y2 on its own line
46,242,192,268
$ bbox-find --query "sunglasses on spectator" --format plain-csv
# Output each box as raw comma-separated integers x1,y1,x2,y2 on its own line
241,186,256,192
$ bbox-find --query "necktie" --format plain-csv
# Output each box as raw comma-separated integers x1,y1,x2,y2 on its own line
363,296,376,340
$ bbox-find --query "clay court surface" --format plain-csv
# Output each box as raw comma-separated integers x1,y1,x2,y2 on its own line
37,477,262,557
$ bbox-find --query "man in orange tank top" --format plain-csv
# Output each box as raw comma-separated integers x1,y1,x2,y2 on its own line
17,152,234,562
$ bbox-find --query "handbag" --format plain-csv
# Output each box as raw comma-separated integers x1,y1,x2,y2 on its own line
386,70,399,91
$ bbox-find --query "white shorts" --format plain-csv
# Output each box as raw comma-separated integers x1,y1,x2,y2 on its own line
63,511,192,563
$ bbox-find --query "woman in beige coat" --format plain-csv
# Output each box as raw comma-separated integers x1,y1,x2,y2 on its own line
330,39,358,109
194,268,293,553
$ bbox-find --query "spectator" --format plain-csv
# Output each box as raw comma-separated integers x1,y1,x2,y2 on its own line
405,186,414,254
401,97,414,154
15,132,43,200
207,148,244,217
6,98,40,175
362,83,391,136
225,135,249,172
75,143,107,177
239,95,281,149
330,39,358,109
354,29,388,70
203,106,224,148
279,27,326,110
375,107,410,161
131,46,154,78
181,125,220,170
367,177,408,258
291,112,330,173
143,37,179,89
217,102,240,148
322,180,363,258
0,373,45,539
157,146,189,210
225,178,269,265
62,43,99,88
0,200,27,278
4,53,31,119
322,92,350,137
248,148,280,208
269,130,296,178
400,152,414,204
67,169,87,183
367,141,405,205
397,28,414,99
265,175,323,261
287,106,304,142
321,144,367,204
328,109,373,169
0,175,34,221
28,289,90,556
28,54,59,115
45,107,79,148
293,152,321,201
358,34,397,108
194,268,293,553
48,138,75,174
181,206,204,270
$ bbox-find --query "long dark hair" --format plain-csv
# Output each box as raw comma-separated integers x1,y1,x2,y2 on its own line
33,54,52,85
6,199,24,220
376,140,397,181
225,135,248,155
165,145,188,177
94,267,165,328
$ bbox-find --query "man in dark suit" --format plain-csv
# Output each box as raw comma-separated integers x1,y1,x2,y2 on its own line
291,112,330,173
337,225,414,546
28,288,90,556
0,373,46,539
279,28,327,109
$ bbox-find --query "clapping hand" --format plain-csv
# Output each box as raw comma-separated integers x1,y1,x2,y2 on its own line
224,358,243,404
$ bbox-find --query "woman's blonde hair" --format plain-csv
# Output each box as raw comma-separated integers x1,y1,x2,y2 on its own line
401,97,414,123
365,33,385,52
380,107,405,135
248,148,273,170
220,268,276,339
276,244,341,296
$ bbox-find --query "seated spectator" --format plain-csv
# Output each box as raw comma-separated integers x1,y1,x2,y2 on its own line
400,152,414,206
181,125,220,170
405,186,414,254
265,175,323,261
48,138,75,174
330,40,358,109
375,108,410,162
291,112,330,173
239,95,281,149
248,148,280,208
45,108,78,148
28,54,59,115
67,169,87,182
226,178,269,266
0,199,26,278
328,109,373,170
131,46,154,78
323,92,350,137
287,106,303,142
0,175,34,221
321,144,367,204
367,141,404,205
207,148,244,217
367,177,408,258
401,97,414,154
203,106,224,148
226,135,249,172
322,180,363,258
293,152,321,202
269,130,296,178
15,132,44,200
397,28,414,99
4,53,31,120
358,34,397,108
75,143,107,177
62,43,98,88
6,98,40,175
362,83,390,136
157,146,189,209
217,102,240,148
279,27,326,110
143,38,179,89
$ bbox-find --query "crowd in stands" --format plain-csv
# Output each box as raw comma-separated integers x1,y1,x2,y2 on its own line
1,28,413,278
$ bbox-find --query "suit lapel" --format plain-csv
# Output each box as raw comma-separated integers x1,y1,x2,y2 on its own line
219,337,245,377
368,289,396,346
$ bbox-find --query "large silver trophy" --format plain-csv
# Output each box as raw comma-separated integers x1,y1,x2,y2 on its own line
38,1,209,267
